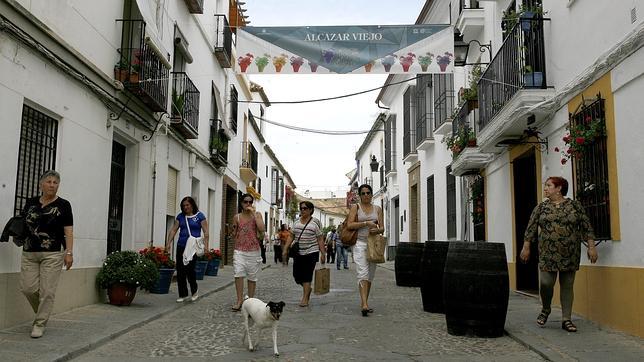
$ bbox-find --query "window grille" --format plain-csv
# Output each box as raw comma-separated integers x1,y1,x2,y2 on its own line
427,175,435,240
571,96,611,240
14,105,58,215
271,168,279,205
446,167,457,239
433,74,454,130
384,114,396,173
230,85,238,133
403,86,416,157
415,75,433,145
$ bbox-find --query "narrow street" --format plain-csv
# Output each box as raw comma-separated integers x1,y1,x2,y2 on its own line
72,258,543,361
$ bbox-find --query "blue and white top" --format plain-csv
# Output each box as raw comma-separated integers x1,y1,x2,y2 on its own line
176,211,206,248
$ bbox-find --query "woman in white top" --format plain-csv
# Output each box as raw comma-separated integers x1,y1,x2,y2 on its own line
346,184,384,317
282,201,325,307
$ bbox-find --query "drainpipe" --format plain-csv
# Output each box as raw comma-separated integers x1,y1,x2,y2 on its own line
149,135,158,247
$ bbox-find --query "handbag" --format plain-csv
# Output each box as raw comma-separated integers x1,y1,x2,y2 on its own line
185,214,204,257
289,218,312,258
340,205,359,247
313,267,330,295
366,233,386,264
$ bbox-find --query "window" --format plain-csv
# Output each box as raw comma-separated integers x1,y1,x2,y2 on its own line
446,167,456,239
14,105,58,215
426,175,435,240
415,75,433,144
257,177,262,195
230,85,238,133
433,74,454,130
571,96,611,240
271,167,279,205
384,114,396,173
403,86,416,157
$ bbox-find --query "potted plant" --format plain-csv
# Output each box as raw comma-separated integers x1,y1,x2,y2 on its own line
114,59,129,82
556,115,606,165
443,126,476,158
436,52,454,72
210,134,228,155
398,52,416,72
363,60,376,72
139,246,176,294
195,254,209,280
272,53,288,72
204,249,222,276
308,60,319,72
461,65,483,108
418,52,434,72
381,54,397,72
254,54,270,72
96,250,159,306
290,56,304,72
237,53,254,72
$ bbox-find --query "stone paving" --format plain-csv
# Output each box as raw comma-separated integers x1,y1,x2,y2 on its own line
73,261,544,361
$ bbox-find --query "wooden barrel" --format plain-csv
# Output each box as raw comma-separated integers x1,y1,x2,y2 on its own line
394,242,424,287
420,241,450,313
443,242,509,337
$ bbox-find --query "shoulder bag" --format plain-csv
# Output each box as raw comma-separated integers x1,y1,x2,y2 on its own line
289,218,312,259
340,205,359,247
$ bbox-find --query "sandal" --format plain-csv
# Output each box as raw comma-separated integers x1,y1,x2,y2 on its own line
361,308,369,317
536,311,549,327
231,304,242,312
562,320,577,332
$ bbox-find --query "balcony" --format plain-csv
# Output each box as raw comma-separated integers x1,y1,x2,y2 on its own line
403,130,417,163
183,0,203,14
170,72,200,139
240,141,258,184
116,20,169,112
477,18,554,153
416,113,434,150
456,0,484,39
214,15,233,68
209,119,229,168
450,100,494,176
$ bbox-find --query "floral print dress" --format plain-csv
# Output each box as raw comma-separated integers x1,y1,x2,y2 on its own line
524,199,595,272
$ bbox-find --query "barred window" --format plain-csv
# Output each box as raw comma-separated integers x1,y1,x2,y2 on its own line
446,166,457,239
571,96,610,240
427,175,435,240
14,105,58,215
230,85,238,133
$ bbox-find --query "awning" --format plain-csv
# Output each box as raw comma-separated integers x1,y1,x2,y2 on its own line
136,0,172,69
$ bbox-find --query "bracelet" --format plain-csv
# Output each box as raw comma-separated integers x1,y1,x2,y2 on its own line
65,251,73,256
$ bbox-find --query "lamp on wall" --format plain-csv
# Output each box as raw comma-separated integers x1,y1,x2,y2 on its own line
453,32,492,67
369,155,379,172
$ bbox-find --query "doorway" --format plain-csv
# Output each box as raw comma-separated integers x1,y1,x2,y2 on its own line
221,183,238,265
107,141,126,255
513,149,539,293
389,196,400,260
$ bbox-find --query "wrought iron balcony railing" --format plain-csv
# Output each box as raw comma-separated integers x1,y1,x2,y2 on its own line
214,15,233,68
116,19,169,112
478,18,547,131
241,141,258,174
171,72,200,138
403,130,416,158
209,119,228,167
416,112,433,147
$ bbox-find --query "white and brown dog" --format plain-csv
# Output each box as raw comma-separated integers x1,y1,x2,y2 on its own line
241,297,285,356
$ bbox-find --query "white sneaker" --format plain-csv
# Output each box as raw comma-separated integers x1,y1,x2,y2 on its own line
191,292,199,301
30,325,44,338
176,297,185,303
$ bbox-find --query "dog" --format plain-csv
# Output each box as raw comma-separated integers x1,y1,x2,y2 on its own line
241,297,285,356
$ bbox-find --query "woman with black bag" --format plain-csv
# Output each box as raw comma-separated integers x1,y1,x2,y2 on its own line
282,201,325,307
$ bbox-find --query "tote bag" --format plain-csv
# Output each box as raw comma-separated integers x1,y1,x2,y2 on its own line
366,234,386,264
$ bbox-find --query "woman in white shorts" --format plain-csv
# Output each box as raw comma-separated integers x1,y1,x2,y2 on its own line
346,184,384,317
231,193,265,311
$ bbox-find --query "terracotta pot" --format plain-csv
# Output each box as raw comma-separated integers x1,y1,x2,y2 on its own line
364,63,373,72
467,139,477,147
107,283,137,306
292,63,301,72
309,63,319,72
420,64,429,72
129,72,139,84
402,64,411,72
274,64,284,72
114,69,128,82
439,63,448,72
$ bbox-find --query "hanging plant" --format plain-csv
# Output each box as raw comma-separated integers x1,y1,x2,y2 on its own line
556,115,606,165
469,177,485,224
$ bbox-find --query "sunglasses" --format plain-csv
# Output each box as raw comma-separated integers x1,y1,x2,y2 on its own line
360,192,372,196
242,200,253,204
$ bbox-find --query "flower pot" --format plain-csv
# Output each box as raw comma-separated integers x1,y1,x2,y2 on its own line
401,63,411,72
205,259,221,276
129,72,139,84
195,260,209,280
383,64,392,72
114,69,128,82
364,63,373,72
438,63,448,72
420,64,429,72
292,63,301,72
107,283,137,306
257,64,267,72
467,139,477,147
309,63,318,72
239,63,250,72
524,72,543,87
274,64,284,72
150,268,175,294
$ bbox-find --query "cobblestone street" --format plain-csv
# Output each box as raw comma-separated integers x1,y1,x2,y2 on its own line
73,258,544,361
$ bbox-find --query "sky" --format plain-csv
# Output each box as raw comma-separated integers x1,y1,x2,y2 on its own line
243,0,425,196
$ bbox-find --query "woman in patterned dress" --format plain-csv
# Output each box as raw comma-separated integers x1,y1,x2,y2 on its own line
520,176,598,332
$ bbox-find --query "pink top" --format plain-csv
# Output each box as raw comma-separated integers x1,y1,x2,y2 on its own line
235,214,260,252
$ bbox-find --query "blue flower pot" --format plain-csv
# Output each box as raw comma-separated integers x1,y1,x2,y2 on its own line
195,261,209,280
524,72,543,87
150,268,175,294
205,259,221,276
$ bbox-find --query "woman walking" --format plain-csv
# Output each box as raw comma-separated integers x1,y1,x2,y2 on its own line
346,184,384,316
20,170,74,338
520,176,598,332
166,196,209,303
273,224,288,264
282,201,325,307
231,193,265,311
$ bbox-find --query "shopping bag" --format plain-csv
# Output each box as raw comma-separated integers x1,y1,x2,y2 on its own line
367,234,386,264
313,267,330,295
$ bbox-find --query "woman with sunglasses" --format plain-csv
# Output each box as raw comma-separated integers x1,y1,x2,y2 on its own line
346,184,384,316
231,193,265,311
282,201,325,307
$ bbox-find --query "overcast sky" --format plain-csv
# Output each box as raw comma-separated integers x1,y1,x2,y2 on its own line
244,0,425,195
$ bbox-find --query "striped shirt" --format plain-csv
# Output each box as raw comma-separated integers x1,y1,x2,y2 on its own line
292,217,323,255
